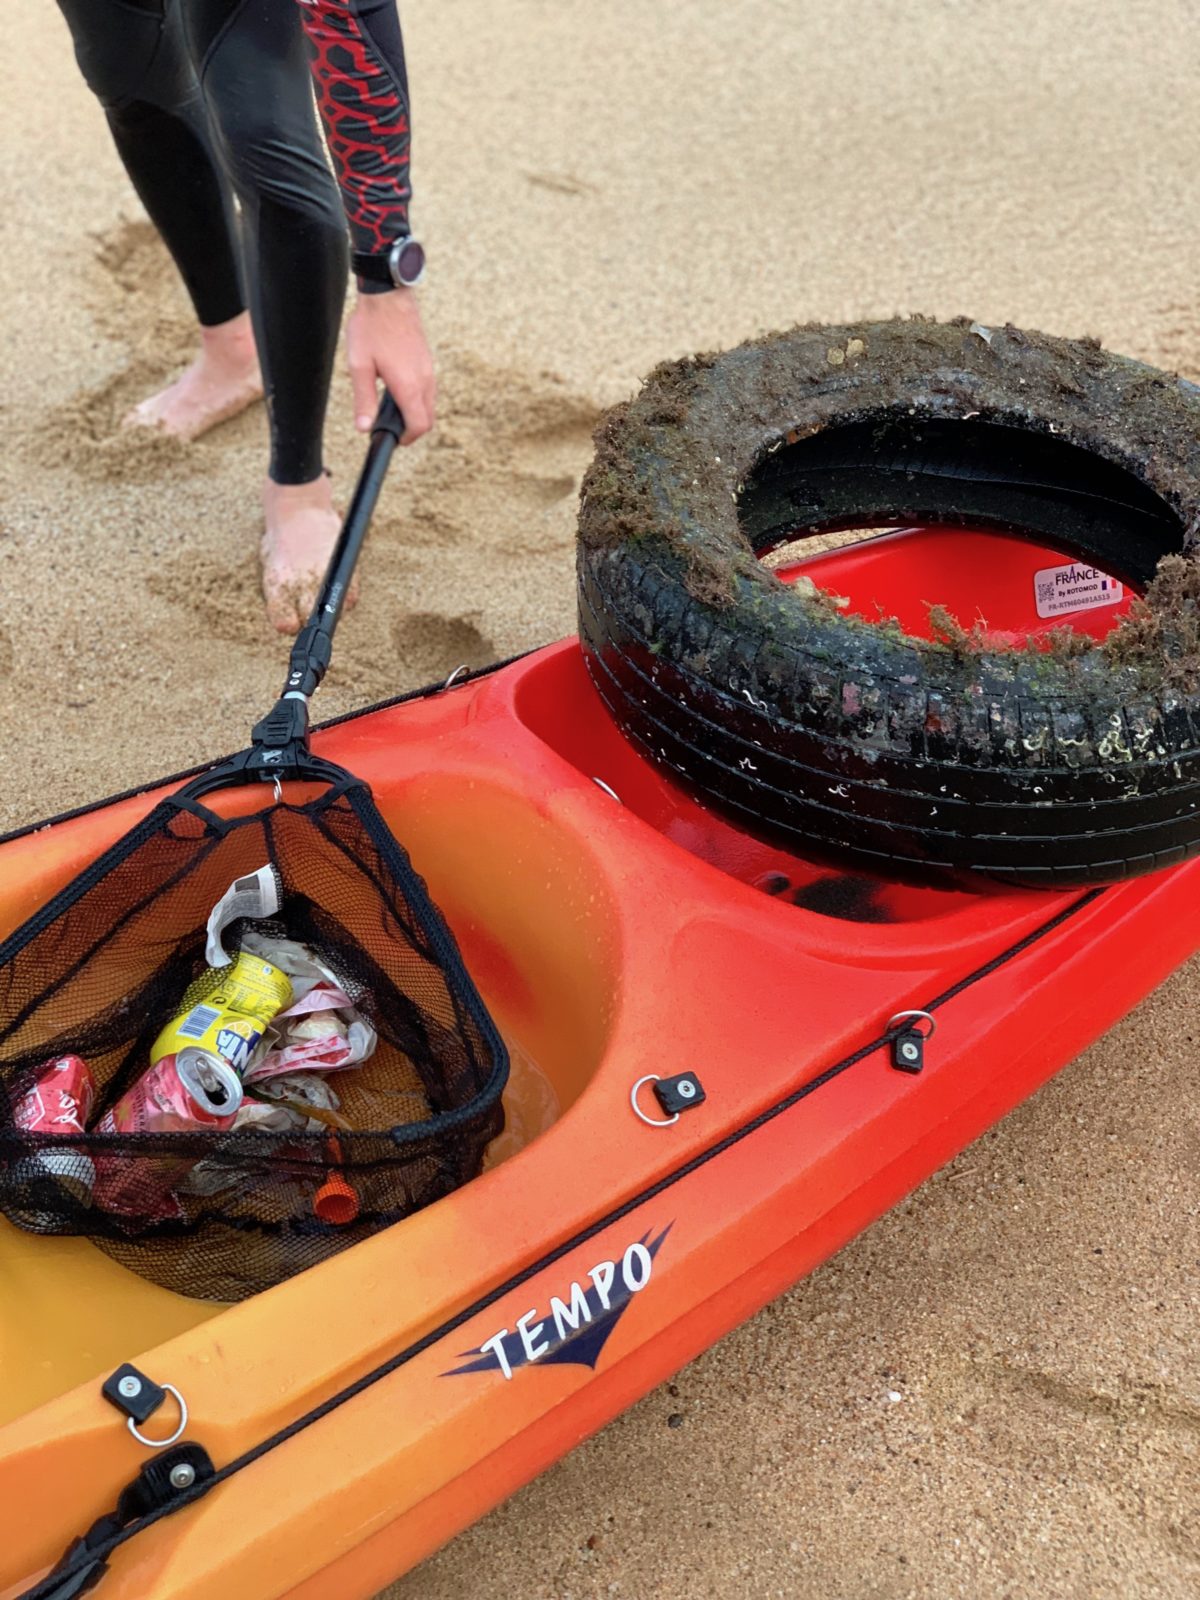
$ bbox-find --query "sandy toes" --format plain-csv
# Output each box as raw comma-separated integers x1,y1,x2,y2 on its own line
122,311,263,441
260,475,358,634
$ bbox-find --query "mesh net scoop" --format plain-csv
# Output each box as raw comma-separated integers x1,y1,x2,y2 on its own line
0,397,508,1301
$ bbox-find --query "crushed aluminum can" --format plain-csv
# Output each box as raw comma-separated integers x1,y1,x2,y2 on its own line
13,1054,96,1135
92,1049,242,1217
151,950,293,1078
10,1054,98,1211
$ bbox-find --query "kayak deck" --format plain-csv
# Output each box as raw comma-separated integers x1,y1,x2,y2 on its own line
1,640,1036,1411
2,530,1196,1599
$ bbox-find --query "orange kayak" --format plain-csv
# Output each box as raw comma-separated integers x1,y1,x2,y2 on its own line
2,526,1196,1600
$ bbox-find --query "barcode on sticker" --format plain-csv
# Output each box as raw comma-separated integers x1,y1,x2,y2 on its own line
1034,562,1123,620
178,1004,221,1039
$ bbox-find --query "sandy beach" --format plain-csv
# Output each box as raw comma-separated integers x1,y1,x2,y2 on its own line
2,2,1198,1595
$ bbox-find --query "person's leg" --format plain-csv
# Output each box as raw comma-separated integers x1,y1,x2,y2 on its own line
183,0,351,632
55,0,263,435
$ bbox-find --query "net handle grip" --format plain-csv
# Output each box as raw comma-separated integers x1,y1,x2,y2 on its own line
286,391,405,695
243,393,405,776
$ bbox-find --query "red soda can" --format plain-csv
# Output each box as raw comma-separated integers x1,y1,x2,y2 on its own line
13,1054,96,1135
92,1049,241,1217
10,1055,98,1212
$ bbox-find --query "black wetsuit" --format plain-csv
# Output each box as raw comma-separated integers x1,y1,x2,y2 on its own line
55,0,412,485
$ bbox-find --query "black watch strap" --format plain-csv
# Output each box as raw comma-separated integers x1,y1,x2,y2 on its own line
351,252,394,285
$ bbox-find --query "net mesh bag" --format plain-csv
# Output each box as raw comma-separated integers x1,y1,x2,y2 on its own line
0,776,508,1301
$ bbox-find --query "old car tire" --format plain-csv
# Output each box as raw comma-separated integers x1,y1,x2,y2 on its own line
577,318,1200,885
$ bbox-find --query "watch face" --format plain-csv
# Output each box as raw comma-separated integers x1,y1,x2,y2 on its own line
391,239,426,287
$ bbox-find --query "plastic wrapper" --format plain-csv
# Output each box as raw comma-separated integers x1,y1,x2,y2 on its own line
240,928,362,1005
289,1011,348,1043
181,1076,344,1196
204,865,282,966
280,982,352,1017
238,1073,344,1132
236,934,378,1083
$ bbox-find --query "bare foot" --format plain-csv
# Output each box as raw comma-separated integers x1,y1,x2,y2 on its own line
260,475,357,634
123,311,263,440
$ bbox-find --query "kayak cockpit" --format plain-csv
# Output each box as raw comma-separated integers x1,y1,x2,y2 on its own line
0,685,625,1420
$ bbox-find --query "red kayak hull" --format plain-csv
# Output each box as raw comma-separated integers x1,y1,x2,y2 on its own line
0,526,1187,1599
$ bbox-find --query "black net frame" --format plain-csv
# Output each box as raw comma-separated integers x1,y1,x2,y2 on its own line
0,767,508,1301
0,395,514,1301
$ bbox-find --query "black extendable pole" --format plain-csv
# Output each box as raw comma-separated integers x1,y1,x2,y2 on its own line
248,393,404,779
283,391,404,695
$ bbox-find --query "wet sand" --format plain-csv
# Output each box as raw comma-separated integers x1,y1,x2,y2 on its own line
2,4,1198,1596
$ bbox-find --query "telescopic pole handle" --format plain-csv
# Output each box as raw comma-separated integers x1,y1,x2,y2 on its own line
371,389,405,444
301,390,405,647
247,391,405,776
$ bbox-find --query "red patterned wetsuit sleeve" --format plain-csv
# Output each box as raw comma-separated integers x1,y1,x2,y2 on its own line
297,0,411,255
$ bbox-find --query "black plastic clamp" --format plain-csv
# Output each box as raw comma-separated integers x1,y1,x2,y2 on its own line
36,1442,215,1600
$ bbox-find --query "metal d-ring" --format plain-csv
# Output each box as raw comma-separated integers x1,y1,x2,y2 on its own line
128,1384,188,1450
272,775,283,805
630,1074,678,1128
886,1009,936,1039
592,778,622,804
441,664,470,692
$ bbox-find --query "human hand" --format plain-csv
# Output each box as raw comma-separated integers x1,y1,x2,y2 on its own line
345,288,436,444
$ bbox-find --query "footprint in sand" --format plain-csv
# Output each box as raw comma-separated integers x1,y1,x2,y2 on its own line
91,216,195,352
523,170,598,197
401,356,602,557
33,363,202,483
391,611,496,685
30,218,234,482
146,549,265,647
519,473,577,506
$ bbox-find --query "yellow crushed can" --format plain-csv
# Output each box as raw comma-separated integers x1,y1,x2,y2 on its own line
152,951,293,1078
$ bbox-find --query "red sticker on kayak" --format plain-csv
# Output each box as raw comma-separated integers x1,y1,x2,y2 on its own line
1034,562,1123,619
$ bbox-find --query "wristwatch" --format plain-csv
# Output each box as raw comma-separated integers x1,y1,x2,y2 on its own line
352,236,427,290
